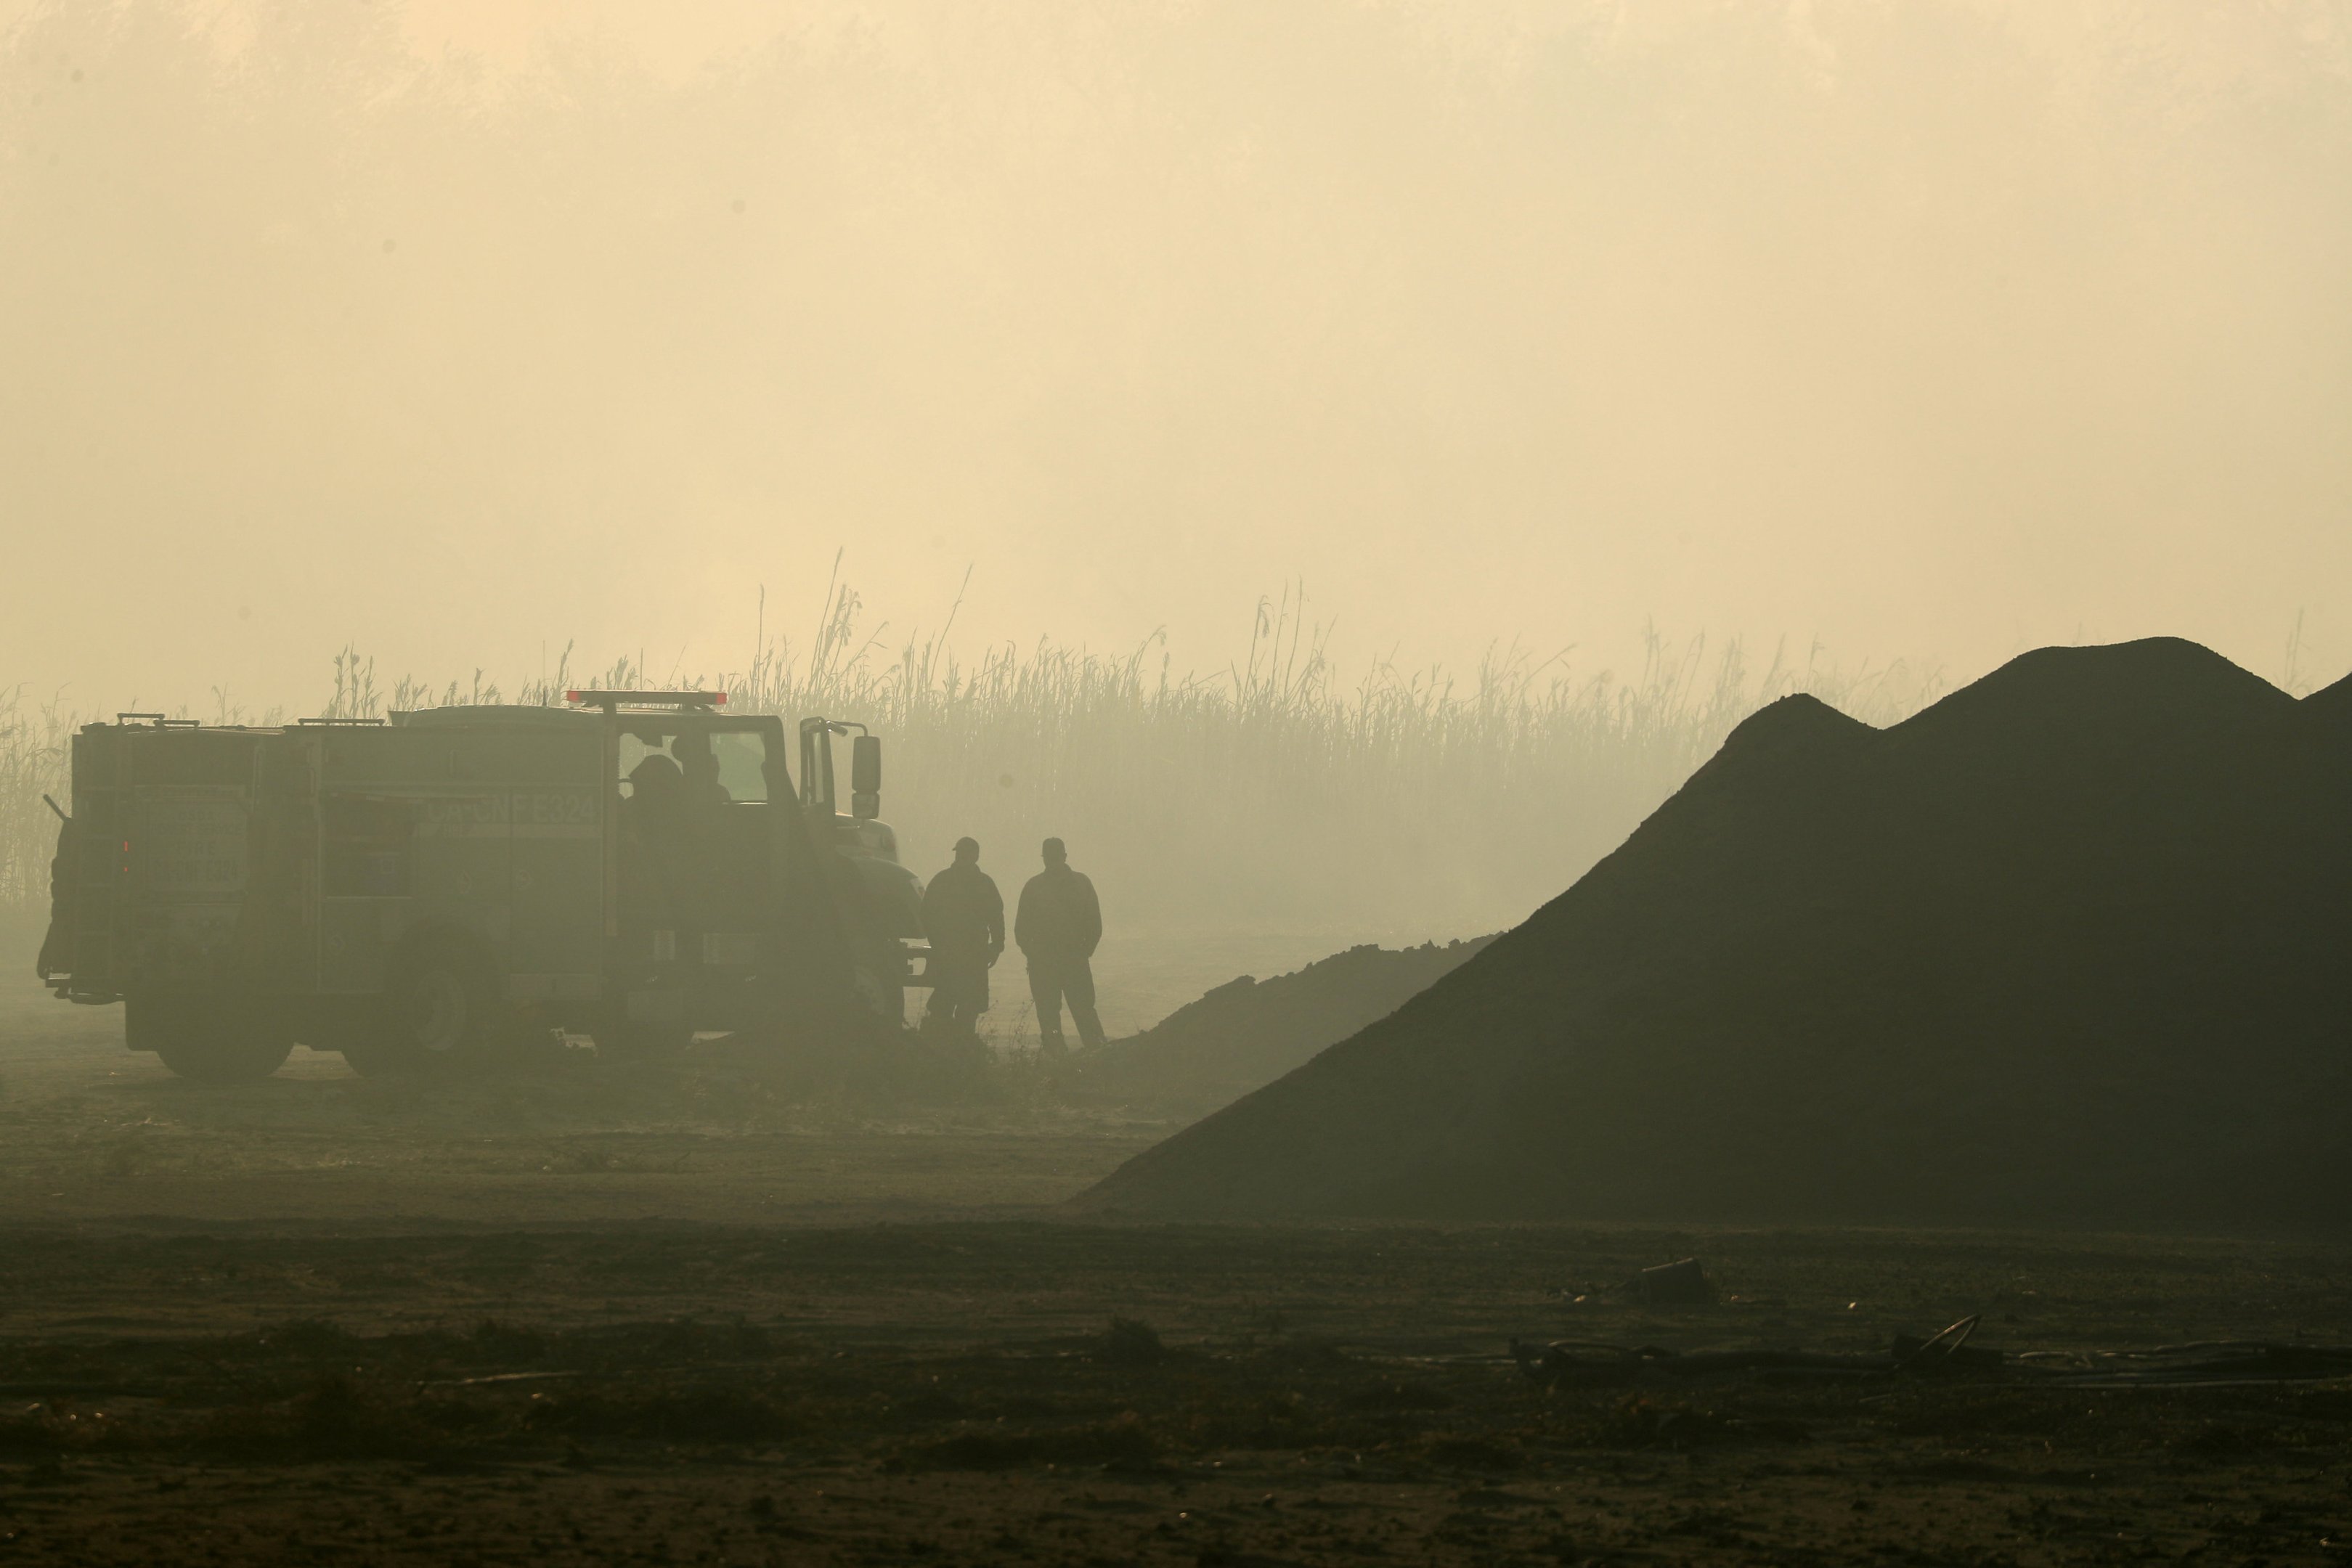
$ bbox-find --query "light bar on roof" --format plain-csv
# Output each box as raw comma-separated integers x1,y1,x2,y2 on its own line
563,690,729,710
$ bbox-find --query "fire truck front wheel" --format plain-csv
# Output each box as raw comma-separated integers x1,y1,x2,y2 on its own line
349,938,508,1076
132,993,296,1085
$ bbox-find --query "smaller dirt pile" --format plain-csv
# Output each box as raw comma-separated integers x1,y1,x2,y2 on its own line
1055,939,1494,1116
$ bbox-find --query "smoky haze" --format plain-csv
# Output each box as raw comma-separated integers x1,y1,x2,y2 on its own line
1,0,2348,713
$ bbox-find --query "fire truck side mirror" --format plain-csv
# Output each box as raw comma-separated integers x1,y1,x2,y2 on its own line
850,735,882,819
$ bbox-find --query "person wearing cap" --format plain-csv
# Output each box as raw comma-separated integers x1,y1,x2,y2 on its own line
921,836,1004,1037
670,730,733,814
1014,836,1104,1055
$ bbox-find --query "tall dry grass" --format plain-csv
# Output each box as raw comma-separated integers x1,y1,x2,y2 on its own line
0,689,76,935
700,579,1946,931
1,587,1942,935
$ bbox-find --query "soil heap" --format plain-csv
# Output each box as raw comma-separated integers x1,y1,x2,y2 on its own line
1076,640,2352,1228
1054,938,1496,1116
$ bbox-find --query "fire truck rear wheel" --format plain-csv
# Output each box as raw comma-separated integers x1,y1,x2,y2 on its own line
351,939,506,1076
135,994,296,1085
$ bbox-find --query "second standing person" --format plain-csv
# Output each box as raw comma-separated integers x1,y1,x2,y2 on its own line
1014,836,1104,1055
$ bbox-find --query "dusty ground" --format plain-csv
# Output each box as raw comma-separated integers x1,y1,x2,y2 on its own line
4,941,2350,1564
0,929,1391,1226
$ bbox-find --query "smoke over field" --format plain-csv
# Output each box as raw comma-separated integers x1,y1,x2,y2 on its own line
6,9,2352,1561
7,0,2346,939
4,1,2349,708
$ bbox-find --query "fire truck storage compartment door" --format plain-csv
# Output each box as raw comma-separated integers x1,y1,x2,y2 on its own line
502,727,604,984
135,784,251,981
77,725,270,991
315,727,561,992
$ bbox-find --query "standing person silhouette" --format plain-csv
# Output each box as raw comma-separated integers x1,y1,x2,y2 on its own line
921,837,1004,1038
1014,837,1104,1055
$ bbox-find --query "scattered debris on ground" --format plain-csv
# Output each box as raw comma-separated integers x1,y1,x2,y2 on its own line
1510,1326,2352,1391
1630,1257,1714,1305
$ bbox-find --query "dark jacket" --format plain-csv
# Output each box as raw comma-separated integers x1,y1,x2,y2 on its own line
1015,865,1102,960
922,862,1004,957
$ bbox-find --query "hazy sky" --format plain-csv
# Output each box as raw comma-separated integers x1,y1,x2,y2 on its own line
3,0,2348,714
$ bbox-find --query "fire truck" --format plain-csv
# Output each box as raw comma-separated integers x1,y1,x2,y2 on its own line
35,693,928,1081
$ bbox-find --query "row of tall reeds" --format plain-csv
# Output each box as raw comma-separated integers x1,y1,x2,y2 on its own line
0,687,77,939
2,582,1942,936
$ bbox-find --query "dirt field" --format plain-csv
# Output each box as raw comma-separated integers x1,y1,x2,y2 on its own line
0,929,1381,1227
4,945,2351,1565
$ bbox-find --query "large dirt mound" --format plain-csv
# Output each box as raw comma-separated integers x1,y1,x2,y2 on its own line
1054,937,1496,1114
1075,639,2352,1228
2308,668,2352,725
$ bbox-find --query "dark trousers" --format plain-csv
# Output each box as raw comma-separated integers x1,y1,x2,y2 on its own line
1027,953,1104,1049
924,950,991,1032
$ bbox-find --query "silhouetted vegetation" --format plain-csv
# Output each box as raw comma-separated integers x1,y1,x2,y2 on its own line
1,592,1940,934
